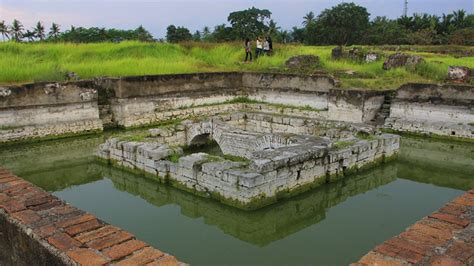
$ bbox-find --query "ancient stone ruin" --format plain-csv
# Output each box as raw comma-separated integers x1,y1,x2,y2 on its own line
97,113,399,210
1,72,473,211
1,71,473,265
382,52,424,70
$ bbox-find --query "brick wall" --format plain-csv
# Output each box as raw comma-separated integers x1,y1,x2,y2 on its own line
0,166,185,266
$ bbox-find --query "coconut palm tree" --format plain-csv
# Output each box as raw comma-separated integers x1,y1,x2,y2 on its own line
23,30,36,42
302,11,315,26
452,9,466,28
267,19,280,35
49,23,60,39
279,30,290,43
10,19,24,42
202,26,211,40
34,21,45,41
0,20,9,41
397,15,414,30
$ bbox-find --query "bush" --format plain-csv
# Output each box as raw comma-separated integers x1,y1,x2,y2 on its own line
449,28,474,46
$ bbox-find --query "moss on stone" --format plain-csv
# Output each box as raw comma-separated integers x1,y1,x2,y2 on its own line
356,132,376,140
332,140,356,149
382,128,474,144
96,139,399,211
117,118,184,131
118,132,151,142
166,152,182,163
274,176,328,200
0,125,20,131
0,129,102,148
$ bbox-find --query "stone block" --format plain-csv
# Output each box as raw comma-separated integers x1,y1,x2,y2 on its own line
238,172,265,188
447,66,471,82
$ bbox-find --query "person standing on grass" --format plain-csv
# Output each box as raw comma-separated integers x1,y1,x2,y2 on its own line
267,36,273,55
263,38,270,56
244,38,252,63
256,37,263,58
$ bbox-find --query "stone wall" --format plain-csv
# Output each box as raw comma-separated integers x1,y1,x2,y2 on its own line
107,72,334,127
384,83,474,139
242,73,333,109
3,72,473,144
327,88,387,123
0,81,102,143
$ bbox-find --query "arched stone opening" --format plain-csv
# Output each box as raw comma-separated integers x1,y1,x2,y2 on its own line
185,133,224,157
189,133,211,146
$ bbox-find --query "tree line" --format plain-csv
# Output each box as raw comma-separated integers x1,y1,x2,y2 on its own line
1,2,473,45
0,20,154,42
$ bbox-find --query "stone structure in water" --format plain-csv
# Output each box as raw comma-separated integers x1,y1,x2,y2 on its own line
97,111,400,210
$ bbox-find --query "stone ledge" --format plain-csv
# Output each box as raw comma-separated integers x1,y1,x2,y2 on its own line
0,167,186,266
353,189,474,265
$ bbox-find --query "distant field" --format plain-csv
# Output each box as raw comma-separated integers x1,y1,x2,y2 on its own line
0,41,473,89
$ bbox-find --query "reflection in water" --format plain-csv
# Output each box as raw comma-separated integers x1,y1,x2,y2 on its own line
397,137,474,190
1,133,471,193
0,134,473,265
94,163,396,246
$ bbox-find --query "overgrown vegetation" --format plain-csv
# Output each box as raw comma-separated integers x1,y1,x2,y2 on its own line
1,41,472,89
333,140,355,149
356,132,376,140
166,151,182,163
118,132,151,142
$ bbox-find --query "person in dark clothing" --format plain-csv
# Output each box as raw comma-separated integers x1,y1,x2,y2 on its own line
244,38,252,62
267,36,273,55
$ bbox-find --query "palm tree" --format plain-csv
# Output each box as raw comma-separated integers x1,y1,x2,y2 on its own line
34,21,45,41
279,30,289,43
267,19,280,35
10,19,24,42
398,15,414,30
0,20,9,40
23,30,35,42
202,26,211,40
49,23,60,39
452,9,466,28
302,11,315,26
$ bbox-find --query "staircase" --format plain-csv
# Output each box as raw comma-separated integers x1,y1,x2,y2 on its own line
371,94,393,125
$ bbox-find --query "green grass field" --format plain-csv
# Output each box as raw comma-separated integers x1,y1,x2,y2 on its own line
0,41,472,89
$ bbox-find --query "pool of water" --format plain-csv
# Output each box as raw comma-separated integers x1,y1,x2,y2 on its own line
0,133,473,265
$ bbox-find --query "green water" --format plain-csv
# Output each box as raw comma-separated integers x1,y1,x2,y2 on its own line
0,134,473,265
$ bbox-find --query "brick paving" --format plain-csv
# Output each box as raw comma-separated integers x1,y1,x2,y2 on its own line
0,167,185,266
354,189,474,265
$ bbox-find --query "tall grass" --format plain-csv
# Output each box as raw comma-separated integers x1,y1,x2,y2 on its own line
0,41,472,89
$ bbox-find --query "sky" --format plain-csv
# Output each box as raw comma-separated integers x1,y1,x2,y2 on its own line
1,0,473,38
